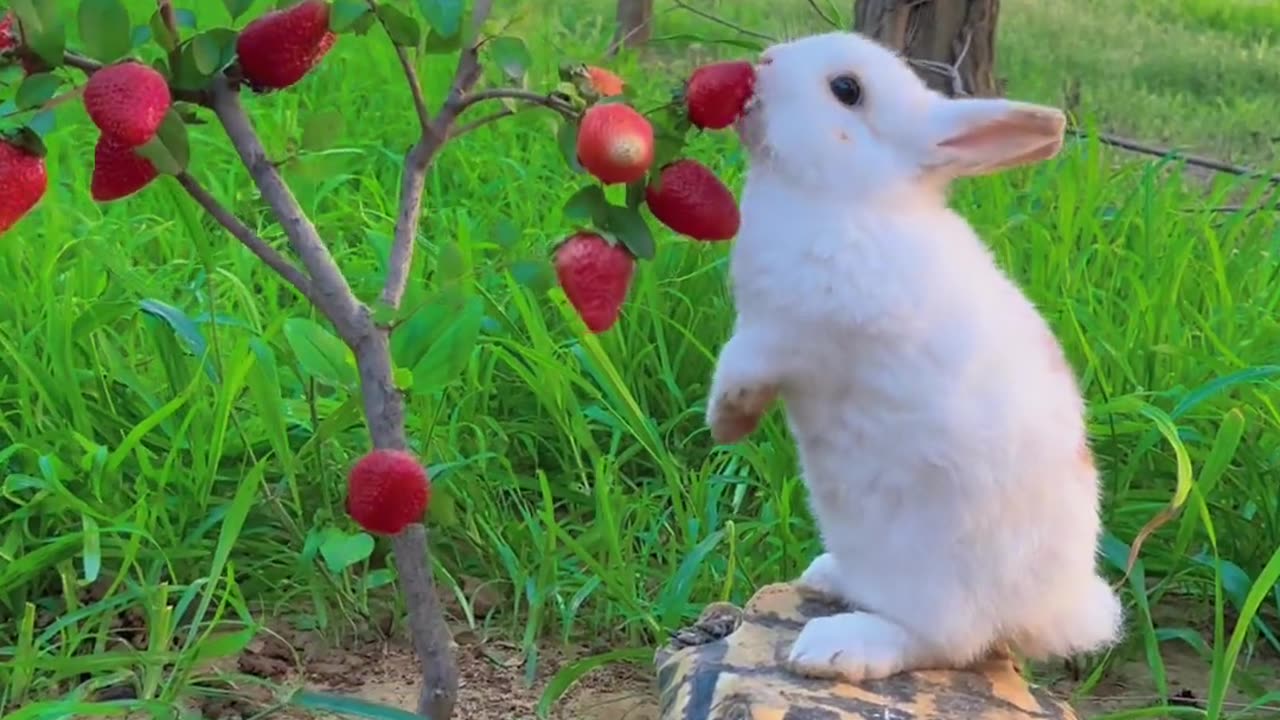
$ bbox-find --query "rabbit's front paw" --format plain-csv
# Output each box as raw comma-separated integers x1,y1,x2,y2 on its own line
795,552,846,602
787,612,912,683
707,381,776,444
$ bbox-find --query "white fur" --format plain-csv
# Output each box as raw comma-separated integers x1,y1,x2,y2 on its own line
706,31,1124,683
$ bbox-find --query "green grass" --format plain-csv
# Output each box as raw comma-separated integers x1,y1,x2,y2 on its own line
2,0,1279,718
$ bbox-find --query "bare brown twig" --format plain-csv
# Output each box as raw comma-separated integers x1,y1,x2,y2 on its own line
1068,128,1280,185
670,0,776,41
394,46,433,131
448,108,519,139
208,78,365,341
380,0,493,312
173,171,316,302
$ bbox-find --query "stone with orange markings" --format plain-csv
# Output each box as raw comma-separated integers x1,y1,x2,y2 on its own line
655,582,1078,720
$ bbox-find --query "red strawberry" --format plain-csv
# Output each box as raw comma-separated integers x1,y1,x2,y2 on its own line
585,66,624,97
346,449,430,535
236,0,337,91
575,103,654,185
684,61,756,130
83,62,172,147
644,159,740,241
553,232,635,333
0,12,16,54
0,139,47,235
91,134,159,202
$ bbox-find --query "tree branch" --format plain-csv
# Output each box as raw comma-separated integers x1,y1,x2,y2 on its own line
448,108,520,139
454,88,578,117
378,0,496,311
1068,128,1280,185
670,0,776,40
173,171,317,303
393,45,432,131
208,78,366,341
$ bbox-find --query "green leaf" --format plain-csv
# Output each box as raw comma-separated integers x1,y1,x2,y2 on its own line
652,128,688,170
14,73,61,111
603,204,655,260
556,119,584,174
282,317,358,389
437,242,466,281
131,24,152,48
390,290,485,395
174,8,197,28
289,690,426,720
488,36,530,84
625,179,646,210
148,7,178,52
411,295,484,393
27,109,57,137
10,0,66,67
330,0,371,32
492,216,521,250
350,10,379,36
78,0,132,63
189,28,237,75
319,529,375,573
138,298,209,360
80,515,101,583
562,185,609,227
167,28,236,88
222,0,254,22
416,0,463,38
192,627,255,663
376,5,421,47
422,28,460,54
510,258,554,295
134,108,190,175
301,108,347,151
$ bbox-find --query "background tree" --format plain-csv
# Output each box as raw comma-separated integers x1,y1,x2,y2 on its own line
853,0,1001,97
611,0,654,55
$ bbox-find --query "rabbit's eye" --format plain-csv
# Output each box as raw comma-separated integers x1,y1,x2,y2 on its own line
829,75,863,107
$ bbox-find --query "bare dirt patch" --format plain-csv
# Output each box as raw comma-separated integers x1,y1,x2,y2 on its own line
219,632,658,720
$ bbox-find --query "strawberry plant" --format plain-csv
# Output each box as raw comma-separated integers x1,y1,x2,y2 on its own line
0,0,755,715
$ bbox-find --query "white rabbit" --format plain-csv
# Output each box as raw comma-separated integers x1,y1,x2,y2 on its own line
706,30,1124,683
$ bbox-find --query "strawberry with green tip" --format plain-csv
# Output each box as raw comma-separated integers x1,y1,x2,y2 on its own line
91,134,159,202
684,61,756,130
645,159,740,241
575,103,655,185
554,231,635,333
0,137,47,235
0,12,16,55
236,0,337,91
346,449,431,535
83,61,172,147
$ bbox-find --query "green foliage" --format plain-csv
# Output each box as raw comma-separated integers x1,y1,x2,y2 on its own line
76,0,131,63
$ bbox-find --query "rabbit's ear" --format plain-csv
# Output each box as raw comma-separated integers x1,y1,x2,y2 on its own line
923,97,1066,178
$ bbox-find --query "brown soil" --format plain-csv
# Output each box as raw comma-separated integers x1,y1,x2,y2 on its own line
184,589,1280,720
203,626,659,720
196,626,1280,720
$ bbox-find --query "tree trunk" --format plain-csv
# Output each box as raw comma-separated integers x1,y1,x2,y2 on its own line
853,0,1001,98
355,327,459,720
609,0,653,55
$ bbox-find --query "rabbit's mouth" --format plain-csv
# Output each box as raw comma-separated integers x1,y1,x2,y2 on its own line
735,95,766,154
